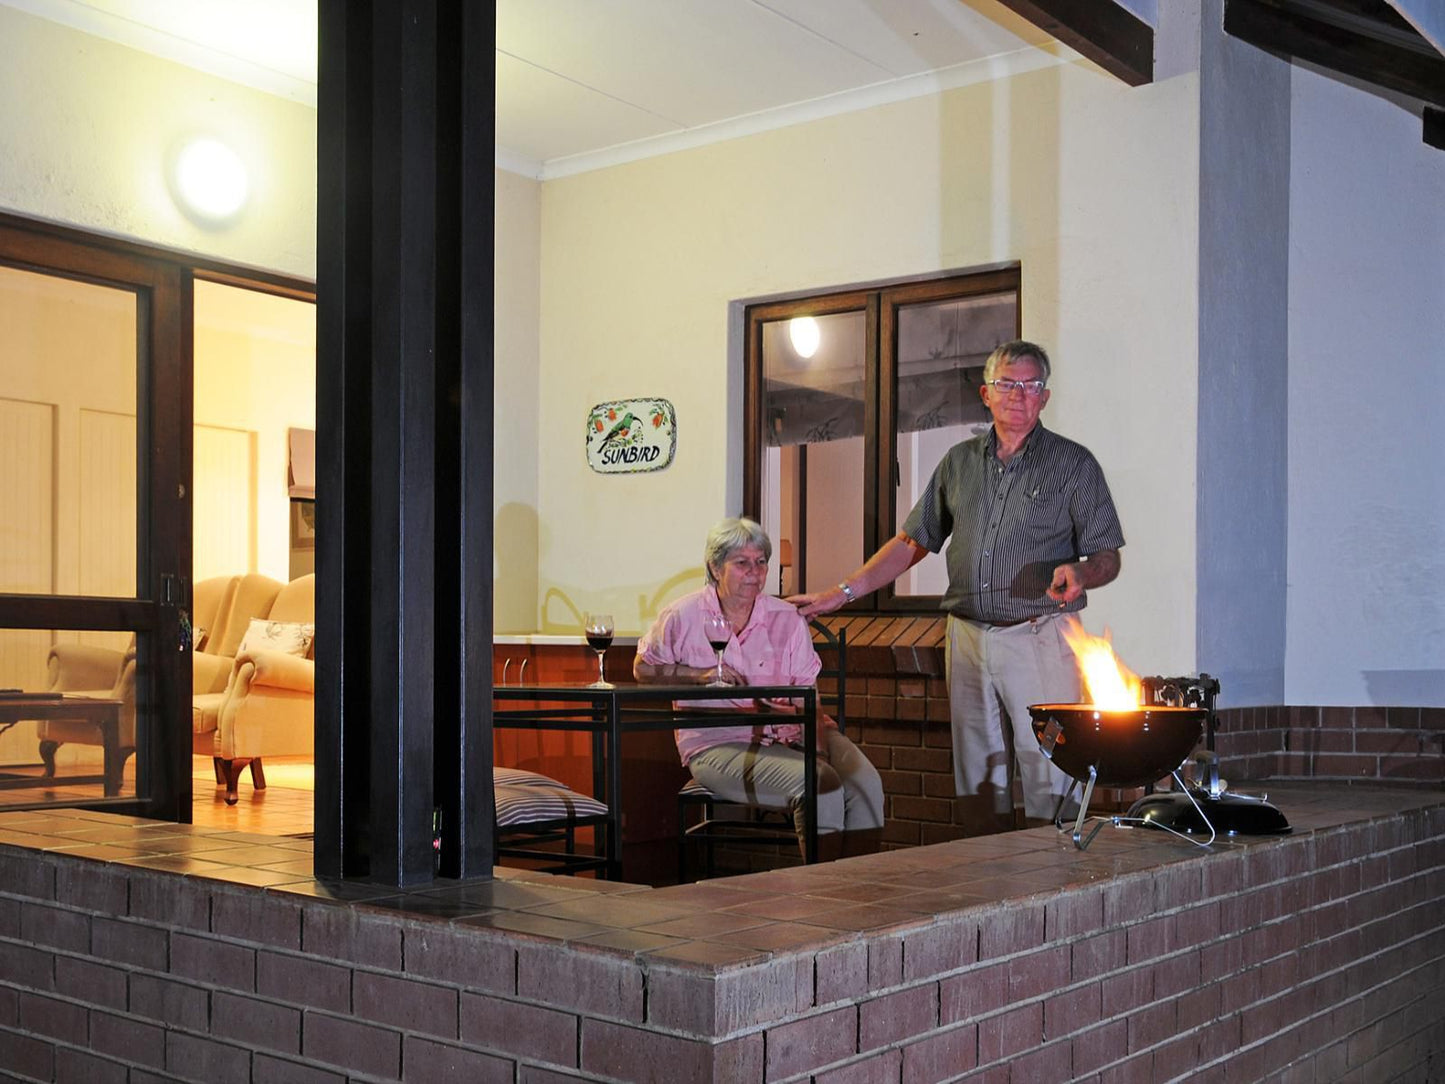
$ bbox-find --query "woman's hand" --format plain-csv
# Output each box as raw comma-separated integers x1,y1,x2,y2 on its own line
703,661,748,686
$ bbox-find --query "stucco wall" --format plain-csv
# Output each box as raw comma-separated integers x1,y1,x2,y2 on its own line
534,61,1201,676
0,5,315,279
1286,68,1445,707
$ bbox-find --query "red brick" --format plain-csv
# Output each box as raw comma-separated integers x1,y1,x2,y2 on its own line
883,820,922,845
1071,1019,1127,1076
165,1031,253,1082
257,950,352,1013
817,941,869,1004
1072,930,1125,979
302,1012,402,1080
892,796,955,823
213,991,302,1054
171,931,256,992
869,936,904,990
129,974,211,1032
213,888,304,949
0,851,55,900
1125,915,1173,964
977,1002,1041,1062
1008,945,1070,1001
303,907,403,970
55,861,129,913
1008,1039,1072,1081
900,1023,977,1083
814,1047,903,1083
1101,876,1154,926
460,991,577,1066
91,1011,166,1068
978,902,1044,960
129,872,208,930
903,919,977,981
400,1035,513,1083
19,901,89,953
1046,890,1103,941
1153,949,1201,1000
940,961,1008,1023
253,1053,348,1084
55,955,127,1009
516,944,644,1022
1126,1000,1176,1052
353,970,458,1038
55,1048,127,1084
405,923,514,995
92,915,167,969
1100,967,1153,1014
0,1030,54,1080
581,1019,762,1083
880,770,923,796
894,747,952,773
17,991,87,1044
766,1006,858,1079
861,983,939,1050
1044,980,1101,1039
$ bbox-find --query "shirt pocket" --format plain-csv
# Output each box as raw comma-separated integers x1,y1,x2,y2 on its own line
1021,483,1066,530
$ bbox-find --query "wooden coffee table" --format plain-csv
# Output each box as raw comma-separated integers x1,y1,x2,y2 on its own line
0,693,127,797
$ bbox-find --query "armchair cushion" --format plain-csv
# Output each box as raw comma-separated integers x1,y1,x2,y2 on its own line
239,619,315,659
238,649,314,695
494,783,608,828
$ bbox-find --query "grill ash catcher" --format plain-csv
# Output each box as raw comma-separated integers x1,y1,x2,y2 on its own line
1029,674,1291,850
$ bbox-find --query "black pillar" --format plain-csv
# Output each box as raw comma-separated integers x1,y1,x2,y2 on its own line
316,0,495,886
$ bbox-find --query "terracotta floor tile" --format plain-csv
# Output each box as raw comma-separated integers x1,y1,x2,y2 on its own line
459,910,611,941
633,911,771,939
704,921,847,953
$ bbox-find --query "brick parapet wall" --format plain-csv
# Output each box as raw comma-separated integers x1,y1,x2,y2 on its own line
1,802,1443,1082
817,618,1445,847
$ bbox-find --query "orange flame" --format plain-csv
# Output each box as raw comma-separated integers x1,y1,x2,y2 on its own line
1061,622,1141,710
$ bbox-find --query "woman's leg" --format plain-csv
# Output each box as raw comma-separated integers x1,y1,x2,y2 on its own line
822,729,885,831
686,741,845,836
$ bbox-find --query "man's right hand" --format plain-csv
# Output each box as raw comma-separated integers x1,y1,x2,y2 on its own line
786,588,844,619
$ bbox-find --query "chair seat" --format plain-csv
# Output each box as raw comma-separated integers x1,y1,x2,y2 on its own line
494,783,608,828
495,766,567,789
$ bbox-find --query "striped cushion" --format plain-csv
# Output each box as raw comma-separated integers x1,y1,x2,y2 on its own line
679,778,718,799
494,783,608,828
494,766,565,788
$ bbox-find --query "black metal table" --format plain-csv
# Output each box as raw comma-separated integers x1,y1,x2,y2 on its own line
492,682,818,879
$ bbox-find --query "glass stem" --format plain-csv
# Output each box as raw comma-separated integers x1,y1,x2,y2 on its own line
597,650,606,684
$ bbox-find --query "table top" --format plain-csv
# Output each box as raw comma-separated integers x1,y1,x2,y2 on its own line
493,682,814,701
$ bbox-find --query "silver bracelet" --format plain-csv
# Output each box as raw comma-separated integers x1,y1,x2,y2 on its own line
837,581,856,604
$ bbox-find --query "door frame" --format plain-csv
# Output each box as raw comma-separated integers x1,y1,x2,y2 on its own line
0,211,314,821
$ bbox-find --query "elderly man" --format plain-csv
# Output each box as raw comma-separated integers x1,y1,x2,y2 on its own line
793,340,1124,834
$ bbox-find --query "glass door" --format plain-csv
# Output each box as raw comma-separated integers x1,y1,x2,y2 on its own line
0,222,191,820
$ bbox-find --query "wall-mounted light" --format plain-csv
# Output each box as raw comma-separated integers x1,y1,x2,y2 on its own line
789,316,820,359
171,138,249,224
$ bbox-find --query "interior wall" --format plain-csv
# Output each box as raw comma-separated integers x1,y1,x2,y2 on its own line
1286,67,1445,706
0,5,316,279
1194,0,1293,707
533,60,1202,675
493,168,542,632
193,280,317,585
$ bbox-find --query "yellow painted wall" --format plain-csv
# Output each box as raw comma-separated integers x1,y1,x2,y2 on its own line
534,62,1202,673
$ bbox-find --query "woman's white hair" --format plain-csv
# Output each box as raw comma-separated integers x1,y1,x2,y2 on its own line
703,517,772,585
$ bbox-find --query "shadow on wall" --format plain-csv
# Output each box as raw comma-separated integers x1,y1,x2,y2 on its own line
495,502,540,632
540,566,706,635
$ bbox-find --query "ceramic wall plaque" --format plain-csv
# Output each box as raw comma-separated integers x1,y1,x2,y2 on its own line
586,398,676,474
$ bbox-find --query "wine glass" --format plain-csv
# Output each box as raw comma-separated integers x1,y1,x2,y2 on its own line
702,612,731,688
584,613,614,688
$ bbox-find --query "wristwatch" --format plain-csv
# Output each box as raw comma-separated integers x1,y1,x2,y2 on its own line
837,581,856,604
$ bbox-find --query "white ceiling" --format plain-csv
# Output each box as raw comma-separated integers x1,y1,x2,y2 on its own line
2,0,1067,179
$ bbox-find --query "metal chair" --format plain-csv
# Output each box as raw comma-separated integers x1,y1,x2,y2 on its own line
676,618,846,882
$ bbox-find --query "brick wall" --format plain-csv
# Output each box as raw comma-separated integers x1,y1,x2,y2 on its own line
1,802,1442,1081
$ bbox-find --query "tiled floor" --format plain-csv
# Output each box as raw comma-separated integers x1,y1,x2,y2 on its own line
0,781,1437,967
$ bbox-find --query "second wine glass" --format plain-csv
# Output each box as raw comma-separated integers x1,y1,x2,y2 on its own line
702,612,731,688
584,613,614,688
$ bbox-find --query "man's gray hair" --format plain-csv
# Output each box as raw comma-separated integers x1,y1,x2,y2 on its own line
704,517,772,585
983,340,1052,384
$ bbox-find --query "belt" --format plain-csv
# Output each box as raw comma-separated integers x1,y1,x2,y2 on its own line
957,614,1045,629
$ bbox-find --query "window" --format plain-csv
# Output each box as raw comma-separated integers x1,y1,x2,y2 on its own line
744,267,1020,610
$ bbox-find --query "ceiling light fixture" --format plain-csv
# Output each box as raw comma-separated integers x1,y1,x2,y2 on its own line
789,316,820,359
172,138,250,224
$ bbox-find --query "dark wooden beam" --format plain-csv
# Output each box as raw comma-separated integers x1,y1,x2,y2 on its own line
1224,0,1445,108
992,0,1154,86
1425,106,1445,147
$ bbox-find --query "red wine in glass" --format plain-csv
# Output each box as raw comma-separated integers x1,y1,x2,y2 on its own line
584,613,614,687
702,612,731,687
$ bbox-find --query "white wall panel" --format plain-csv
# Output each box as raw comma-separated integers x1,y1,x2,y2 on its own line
193,424,257,581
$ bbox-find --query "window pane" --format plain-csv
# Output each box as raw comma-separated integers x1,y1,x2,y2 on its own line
0,265,138,598
0,627,142,808
893,291,1017,597
759,311,865,596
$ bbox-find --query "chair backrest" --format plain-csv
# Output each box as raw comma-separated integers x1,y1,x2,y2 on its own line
809,618,847,734
212,573,285,658
191,576,238,655
265,574,316,657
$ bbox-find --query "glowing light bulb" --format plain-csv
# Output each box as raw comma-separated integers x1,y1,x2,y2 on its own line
788,316,820,359
173,139,249,222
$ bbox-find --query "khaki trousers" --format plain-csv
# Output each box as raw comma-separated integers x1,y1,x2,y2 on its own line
946,612,1082,820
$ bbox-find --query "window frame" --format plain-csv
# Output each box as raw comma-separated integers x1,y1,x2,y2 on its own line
743,265,1021,612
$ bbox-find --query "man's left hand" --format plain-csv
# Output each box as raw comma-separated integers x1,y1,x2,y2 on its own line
1047,562,1084,604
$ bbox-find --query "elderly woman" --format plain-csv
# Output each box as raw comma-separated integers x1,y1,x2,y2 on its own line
635,517,884,860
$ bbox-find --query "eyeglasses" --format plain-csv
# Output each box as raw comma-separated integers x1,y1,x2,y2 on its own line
987,378,1047,397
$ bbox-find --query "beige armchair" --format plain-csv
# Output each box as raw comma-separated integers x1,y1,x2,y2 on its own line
39,637,137,786
191,574,283,751
212,574,314,804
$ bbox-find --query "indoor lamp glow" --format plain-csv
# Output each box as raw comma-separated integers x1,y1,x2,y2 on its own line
788,316,820,359
173,138,249,222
